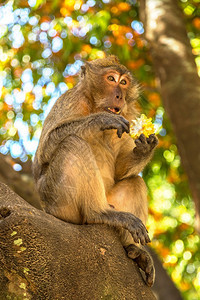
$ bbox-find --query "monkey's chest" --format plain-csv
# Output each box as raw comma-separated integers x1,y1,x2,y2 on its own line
90,131,120,191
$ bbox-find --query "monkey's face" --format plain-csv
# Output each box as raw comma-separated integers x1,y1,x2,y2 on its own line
101,71,131,115
81,57,139,115
88,69,135,116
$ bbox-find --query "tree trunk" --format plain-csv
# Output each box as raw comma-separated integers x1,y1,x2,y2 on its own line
0,182,156,300
150,249,183,300
139,0,200,230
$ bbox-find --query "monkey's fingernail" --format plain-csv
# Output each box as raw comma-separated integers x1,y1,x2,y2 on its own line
117,131,122,138
124,119,129,125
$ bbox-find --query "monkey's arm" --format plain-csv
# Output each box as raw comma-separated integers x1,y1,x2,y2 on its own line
37,112,129,165
115,134,158,180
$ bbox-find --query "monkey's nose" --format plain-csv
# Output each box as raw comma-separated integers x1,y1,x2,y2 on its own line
116,94,122,100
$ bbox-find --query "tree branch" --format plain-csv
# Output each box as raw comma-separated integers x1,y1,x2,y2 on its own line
0,154,41,209
0,182,156,299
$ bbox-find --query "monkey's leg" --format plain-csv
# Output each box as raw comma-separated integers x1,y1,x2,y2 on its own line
107,176,148,223
37,135,108,224
37,136,150,244
107,176,155,287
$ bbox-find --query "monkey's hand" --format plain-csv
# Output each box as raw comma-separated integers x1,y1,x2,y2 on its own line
125,244,155,287
133,133,158,156
97,113,129,138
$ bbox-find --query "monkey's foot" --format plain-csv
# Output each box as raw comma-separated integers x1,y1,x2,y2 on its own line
100,210,150,245
125,244,155,287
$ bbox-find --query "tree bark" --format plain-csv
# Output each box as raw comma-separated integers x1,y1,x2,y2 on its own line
139,0,200,230
0,182,156,300
0,154,183,299
0,154,41,210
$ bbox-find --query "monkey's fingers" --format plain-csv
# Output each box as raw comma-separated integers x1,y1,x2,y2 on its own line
138,134,147,143
138,230,151,245
134,138,146,149
125,244,141,259
116,123,129,138
117,115,130,129
146,134,158,149
132,232,140,244
99,115,129,137
145,262,155,287
116,118,130,138
134,139,143,149
134,134,148,150
146,134,155,143
138,233,147,246
137,250,155,287
117,127,125,138
126,218,151,245
107,122,129,138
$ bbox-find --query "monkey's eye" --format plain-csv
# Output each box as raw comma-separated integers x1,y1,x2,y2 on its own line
120,79,127,85
107,75,115,82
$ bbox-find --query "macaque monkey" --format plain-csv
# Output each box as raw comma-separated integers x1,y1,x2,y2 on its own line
33,56,158,286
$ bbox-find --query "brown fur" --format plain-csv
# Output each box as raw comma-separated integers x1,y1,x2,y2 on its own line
33,56,158,286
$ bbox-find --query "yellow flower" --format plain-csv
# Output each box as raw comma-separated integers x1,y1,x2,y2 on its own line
130,114,155,139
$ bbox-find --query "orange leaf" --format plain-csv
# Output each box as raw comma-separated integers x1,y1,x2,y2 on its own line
128,59,144,70
14,68,23,78
40,16,51,23
82,44,92,54
148,93,161,106
111,6,119,15
193,18,200,29
60,7,70,16
116,36,125,45
117,3,131,12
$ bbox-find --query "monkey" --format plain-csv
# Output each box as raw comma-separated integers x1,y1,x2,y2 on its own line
33,55,158,287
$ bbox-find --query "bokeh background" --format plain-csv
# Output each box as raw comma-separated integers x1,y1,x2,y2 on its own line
0,0,200,299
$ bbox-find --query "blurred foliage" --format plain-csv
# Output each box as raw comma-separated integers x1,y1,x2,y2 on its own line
0,0,200,299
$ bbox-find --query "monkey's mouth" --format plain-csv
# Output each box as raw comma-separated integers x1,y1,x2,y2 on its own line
106,107,122,115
